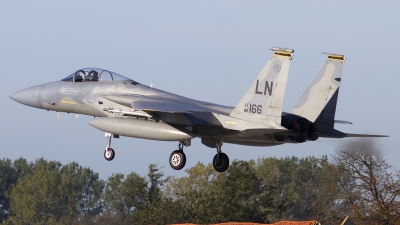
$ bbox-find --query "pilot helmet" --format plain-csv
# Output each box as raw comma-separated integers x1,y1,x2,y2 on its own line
90,70,98,77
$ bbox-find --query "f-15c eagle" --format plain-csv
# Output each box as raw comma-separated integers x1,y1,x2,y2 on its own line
10,47,387,172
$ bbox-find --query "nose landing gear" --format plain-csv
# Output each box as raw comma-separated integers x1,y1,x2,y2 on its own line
169,140,190,170
104,132,115,161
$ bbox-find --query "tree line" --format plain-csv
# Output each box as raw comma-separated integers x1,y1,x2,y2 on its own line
0,139,399,225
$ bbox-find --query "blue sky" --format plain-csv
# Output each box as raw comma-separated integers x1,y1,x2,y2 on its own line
1,1,399,179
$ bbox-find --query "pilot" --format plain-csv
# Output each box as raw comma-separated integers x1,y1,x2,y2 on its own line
90,70,99,81
83,71,92,82
74,71,84,82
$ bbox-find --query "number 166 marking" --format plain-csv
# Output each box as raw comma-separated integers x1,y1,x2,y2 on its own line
247,104,262,114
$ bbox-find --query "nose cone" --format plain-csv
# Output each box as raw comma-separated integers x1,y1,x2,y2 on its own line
10,85,41,108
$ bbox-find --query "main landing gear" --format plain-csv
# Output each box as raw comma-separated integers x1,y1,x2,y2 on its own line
104,132,115,161
212,139,229,172
168,139,230,173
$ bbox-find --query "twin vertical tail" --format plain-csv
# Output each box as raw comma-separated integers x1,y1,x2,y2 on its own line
230,47,293,125
291,53,345,124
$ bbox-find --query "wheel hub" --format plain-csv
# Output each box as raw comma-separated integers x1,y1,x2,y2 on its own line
171,154,181,166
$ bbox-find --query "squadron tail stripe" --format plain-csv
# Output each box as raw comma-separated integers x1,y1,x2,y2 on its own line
274,51,293,59
323,52,346,62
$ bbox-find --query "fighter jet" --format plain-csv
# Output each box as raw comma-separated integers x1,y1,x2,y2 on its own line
10,47,387,172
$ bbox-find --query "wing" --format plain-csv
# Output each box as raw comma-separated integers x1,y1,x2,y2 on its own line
131,99,207,113
237,129,296,137
103,94,290,132
103,94,210,113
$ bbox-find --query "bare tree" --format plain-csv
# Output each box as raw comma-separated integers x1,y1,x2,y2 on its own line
334,139,400,225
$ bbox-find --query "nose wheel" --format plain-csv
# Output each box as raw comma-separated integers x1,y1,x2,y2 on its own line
169,141,188,170
212,139,229,172
104,132,115,161
104,148,115,161
169,150,186,170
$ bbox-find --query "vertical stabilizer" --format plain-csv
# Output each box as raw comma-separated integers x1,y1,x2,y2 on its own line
230,47,293,125
291,53,345,122
315,87,340,128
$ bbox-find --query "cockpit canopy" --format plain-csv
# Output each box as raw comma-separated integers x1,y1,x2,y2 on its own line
62,68,133,82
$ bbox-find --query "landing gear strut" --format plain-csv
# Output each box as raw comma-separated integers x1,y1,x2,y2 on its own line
212,139,229,172
169,140,189,170
104,132,115,161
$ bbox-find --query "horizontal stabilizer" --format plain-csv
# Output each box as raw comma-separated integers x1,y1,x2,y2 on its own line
335,120,353,124
347,133,389,138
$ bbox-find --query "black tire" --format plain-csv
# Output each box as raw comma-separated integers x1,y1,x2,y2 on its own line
104,148,115,161
169,150,186,170
213,153,229,172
